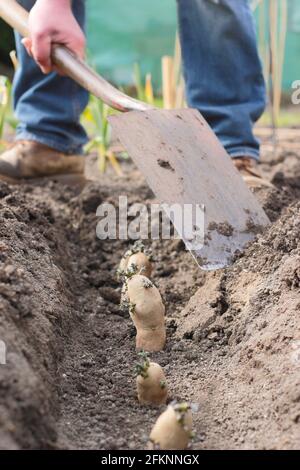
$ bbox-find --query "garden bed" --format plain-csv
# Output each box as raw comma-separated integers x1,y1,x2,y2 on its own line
0,129,299,449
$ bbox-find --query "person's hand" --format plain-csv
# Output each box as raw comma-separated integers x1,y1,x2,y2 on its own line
22,0,86,74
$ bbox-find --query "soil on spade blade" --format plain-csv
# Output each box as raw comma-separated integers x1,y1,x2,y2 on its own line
0,129,299,450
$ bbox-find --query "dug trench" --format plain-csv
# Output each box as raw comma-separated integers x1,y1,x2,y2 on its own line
0,132,299,450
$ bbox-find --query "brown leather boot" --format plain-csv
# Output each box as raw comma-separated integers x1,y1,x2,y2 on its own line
233,157,274,189
0,141,86,185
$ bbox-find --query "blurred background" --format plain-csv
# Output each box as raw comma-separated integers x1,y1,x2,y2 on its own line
0,0,299,171
87,0,300,95
1,1,300,105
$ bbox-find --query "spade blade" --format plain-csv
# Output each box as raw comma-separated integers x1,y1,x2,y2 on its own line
109,109,270,270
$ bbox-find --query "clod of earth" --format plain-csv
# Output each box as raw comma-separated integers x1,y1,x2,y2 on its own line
157,159,175,172
135,352,168,406
126,274,166,352
207,221,234,237
244,216,266,235
149,402,193,450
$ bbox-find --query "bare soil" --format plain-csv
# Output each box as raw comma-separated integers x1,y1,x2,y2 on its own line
0,128,299,450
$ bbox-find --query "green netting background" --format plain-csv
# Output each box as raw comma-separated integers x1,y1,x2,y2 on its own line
87,0,300,91
285,0,300,89
86,0,177,87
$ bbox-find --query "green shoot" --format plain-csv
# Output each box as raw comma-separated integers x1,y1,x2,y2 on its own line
172,401,191,427
120,299,136,316
0,76,18,150
134,351,150,378
116,262,138,283
159,380,166,389
83,94,122,175
133,63,154,105
142,278,153,289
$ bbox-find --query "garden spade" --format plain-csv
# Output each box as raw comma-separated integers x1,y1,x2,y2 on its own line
0,0,270,270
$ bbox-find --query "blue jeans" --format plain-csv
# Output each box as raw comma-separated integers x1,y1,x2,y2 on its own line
14,0,89,154
177,0,266,160
14,0,266,158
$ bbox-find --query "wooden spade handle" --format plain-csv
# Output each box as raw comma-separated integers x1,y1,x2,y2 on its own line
0,0,152,112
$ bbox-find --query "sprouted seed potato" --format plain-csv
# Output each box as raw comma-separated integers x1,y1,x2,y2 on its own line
135,352,168,405
149,402,193,450
127,275,166,352
127,252,152,278
118,241,152,280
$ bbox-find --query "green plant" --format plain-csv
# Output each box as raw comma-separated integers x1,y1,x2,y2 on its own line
0,75,17,150
0,76,9,141
133,63,154,105
256,0,288,126
83,94,122,175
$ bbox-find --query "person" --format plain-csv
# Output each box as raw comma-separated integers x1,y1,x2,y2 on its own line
0,0,269,187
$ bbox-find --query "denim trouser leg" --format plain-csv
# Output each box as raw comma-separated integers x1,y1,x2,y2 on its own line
177,0,266,160
13,0,89,154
